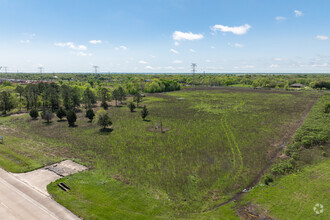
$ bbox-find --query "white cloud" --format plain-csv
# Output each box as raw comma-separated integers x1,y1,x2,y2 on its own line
210,46,215,49
189,49,196,53
211,24,251,35
174,41,179,46
315,35,328,40
20,40,30,44
172,31,204,41
170,49,179,54
89,40,102,44
275,16,286,21
269,64,279,68
73,51,92,56
115,45,128,50
173,59,182,64
139,60,148,64
294,10,303,17
205,59,212,63
54,42,87,50
273,57,284,61
228,42,244,48
145,66,154,70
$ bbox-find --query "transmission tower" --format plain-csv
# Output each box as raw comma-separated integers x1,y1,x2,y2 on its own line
191,63,197,75
38,66,44,73
93,66,99,74
3,66,7,73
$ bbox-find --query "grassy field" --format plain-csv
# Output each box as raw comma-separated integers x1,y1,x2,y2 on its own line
241,159,330,220
0,87,323,218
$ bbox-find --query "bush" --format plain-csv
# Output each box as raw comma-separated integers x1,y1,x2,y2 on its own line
271,159,295,175
29,109,39,119
85,108,95,122
56,107,66,120
291,152,299,160
322,152,326,157
95,109,112,130
264,175,274,185
41,110,53,123
285,149,291,156
66,109,77,127
101,101,109,110
324,103,330,113
128,102,136,112
141,105,149,120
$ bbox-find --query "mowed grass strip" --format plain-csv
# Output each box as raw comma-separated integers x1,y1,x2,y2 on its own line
242,159,330,220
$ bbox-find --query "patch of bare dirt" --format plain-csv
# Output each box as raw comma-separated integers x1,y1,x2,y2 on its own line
238,204,274,220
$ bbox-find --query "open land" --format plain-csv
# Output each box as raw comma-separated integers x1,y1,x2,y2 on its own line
0,87,328,219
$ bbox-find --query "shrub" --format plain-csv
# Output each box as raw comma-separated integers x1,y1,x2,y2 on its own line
264,175,274,185
322,152,326,157
271,159,294,175
29,109,39,119
101,101,109,110
86,108,95,122
324,103,330,113
291,152,299,160
141,105,149,121
56,107,66,120
66,109,77,127
41,110,53,123
95,109,112,130
285,149,291,156
128,102,136,112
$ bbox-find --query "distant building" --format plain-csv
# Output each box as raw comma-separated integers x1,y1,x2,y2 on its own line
290,83,304,88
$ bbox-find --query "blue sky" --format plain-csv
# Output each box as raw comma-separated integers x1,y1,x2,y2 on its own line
0,0,329,73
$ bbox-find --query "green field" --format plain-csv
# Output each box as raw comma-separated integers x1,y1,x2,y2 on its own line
0,87,325,218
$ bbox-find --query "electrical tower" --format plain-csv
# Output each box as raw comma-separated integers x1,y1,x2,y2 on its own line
93,66,99,74
38,66,44,73
191,63,197,75
3,66,7,73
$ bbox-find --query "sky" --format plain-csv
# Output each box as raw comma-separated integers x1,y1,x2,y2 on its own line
0,0,329,73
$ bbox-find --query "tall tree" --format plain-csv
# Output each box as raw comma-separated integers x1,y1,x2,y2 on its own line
99,87,111,109
133,92,142,107
0,91,15,115
141,105,149,121
82,87,97,109
15,85,24,112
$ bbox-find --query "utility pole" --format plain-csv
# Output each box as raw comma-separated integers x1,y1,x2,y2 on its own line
3,66,7,73
38,66,44,73
191,63,197,75
93,66,99,74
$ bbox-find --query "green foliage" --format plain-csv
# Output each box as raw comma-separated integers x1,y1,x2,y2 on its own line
324,103,330,113
95,109,112,129
29,109,39,119
141,105,148,120
41,109,53,123
0,90,15,114
112,86,126,106
85,108,95,121
264,175,273,185
128,102,135,112
99,87,111,110
66,109,77,127
133,92,142,107
56,107,66,120
271,159,295,175
83,87,97,109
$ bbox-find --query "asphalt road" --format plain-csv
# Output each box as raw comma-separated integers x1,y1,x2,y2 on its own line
0,168,80,220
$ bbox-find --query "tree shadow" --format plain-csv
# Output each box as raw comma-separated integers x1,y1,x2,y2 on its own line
143,119,151,122
99,128,113,134
42,121,53,125
57,119,67,122
68,124,78,128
